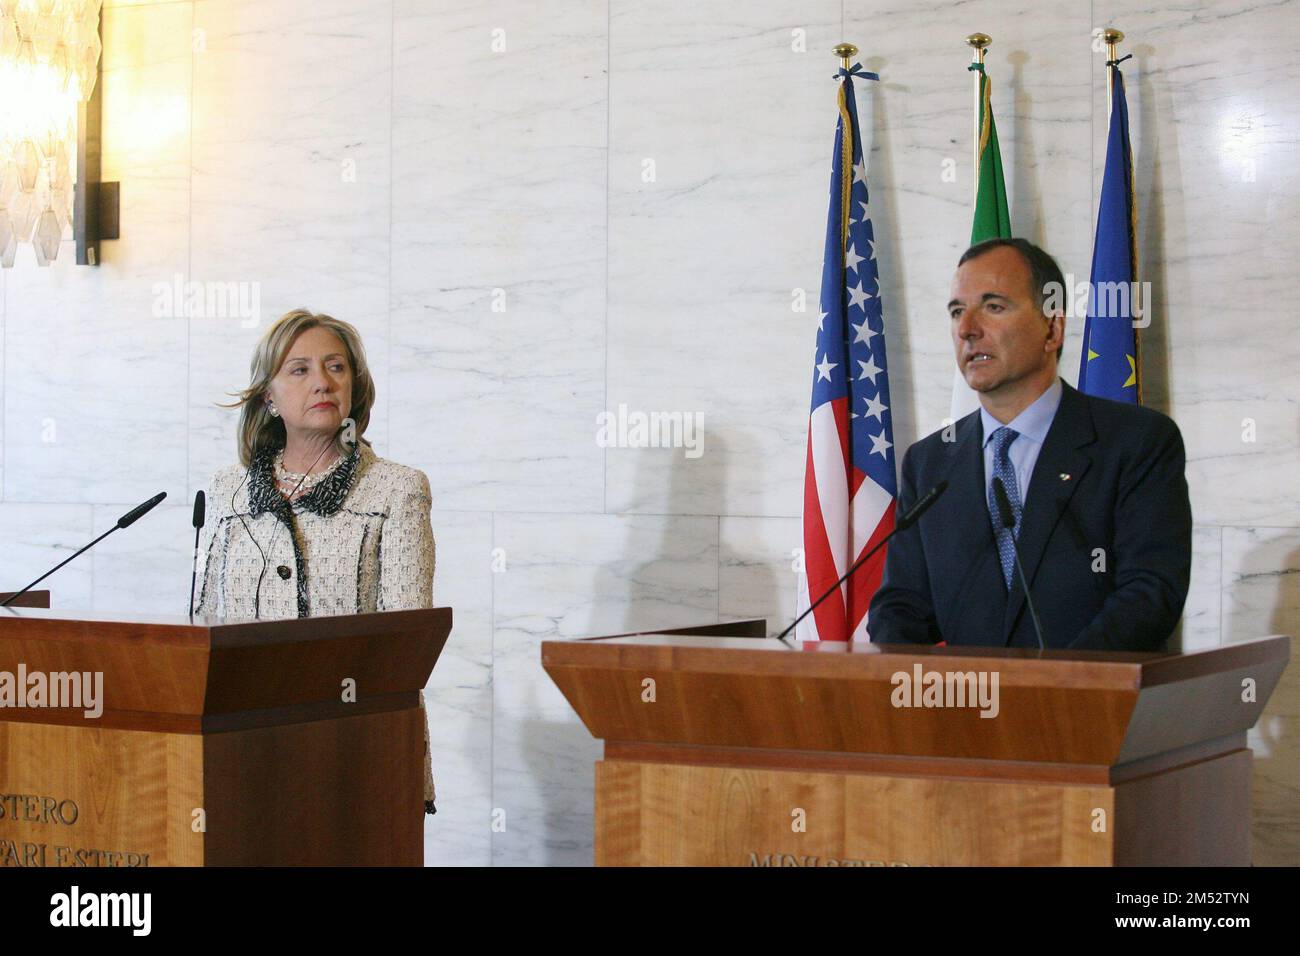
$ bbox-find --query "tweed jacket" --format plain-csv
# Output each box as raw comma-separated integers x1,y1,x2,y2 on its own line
195,439,438,810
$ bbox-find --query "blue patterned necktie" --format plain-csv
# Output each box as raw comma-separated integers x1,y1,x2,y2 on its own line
988,426,1023,589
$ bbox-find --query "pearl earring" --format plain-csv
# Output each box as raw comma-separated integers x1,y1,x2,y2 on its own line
267,401,279,418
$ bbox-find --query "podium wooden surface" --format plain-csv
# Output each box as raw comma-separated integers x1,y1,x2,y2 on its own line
543,624,1290,866
0,603,450,867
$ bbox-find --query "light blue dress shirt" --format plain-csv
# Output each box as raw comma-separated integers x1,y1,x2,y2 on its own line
980,376,1064,510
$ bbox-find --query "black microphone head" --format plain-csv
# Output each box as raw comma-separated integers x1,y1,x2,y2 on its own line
992,477,1015,530
117,492,167,529
896,480,949,531
193,490,206,528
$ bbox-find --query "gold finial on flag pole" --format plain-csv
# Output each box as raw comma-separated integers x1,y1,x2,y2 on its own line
833,42,858,73
966,34,991,209
1102,28,1125,118
1103,28,1125,58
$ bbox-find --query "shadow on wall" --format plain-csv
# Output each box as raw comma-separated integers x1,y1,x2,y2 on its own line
512,429,743,865
1007,49,1046,247
1133,43,1182,418
1224,540,1300,866
864,55,918,456
603,428,738,637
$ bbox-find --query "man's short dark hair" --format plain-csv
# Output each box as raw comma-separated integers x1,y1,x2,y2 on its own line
958,237,1064,360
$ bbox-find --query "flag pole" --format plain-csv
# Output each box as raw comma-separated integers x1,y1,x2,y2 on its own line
966,33,991,210
1101,27,1139,404
1103,27,1124,119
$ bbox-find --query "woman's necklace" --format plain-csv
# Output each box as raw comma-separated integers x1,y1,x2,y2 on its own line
274,448,343,500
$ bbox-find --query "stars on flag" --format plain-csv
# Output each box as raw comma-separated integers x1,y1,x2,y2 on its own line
851,319,878,345
857,355,882,384
862,394,888,422
1084,343,1138,389
815,354,838,382
847,280,872,312
845,243,865,273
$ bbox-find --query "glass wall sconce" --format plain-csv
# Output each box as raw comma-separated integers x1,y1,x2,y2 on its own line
0,0,117,268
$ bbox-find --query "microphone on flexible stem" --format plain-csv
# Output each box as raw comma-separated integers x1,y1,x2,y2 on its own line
1,492,168,608
992,476,1045,650
189,491,206,617
777,480,949,646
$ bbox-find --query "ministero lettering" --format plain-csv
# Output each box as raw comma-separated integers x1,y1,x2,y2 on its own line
749,852,922,867
0,795,150,867
0,792,79,825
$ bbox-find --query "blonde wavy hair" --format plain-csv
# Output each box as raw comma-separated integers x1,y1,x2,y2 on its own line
219,309,376,467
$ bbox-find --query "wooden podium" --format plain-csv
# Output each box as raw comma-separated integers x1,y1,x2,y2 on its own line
543,623,1289,866
0,599,450,866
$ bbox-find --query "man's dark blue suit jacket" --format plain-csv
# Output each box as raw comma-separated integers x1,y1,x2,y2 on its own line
868,379,1192,651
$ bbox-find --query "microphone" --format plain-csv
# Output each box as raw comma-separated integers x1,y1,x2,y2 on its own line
118,491,166,528
993,476,1046,649
1,492,168,608
189,491,206,617
777,480,948,645
894,480,947,533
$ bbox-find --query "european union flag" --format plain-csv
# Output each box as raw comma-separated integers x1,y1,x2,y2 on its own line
1078,64,1141,403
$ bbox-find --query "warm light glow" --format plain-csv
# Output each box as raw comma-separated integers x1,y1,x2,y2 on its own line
0,0,103,267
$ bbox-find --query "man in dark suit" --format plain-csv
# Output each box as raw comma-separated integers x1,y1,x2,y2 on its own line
868,238,1191,651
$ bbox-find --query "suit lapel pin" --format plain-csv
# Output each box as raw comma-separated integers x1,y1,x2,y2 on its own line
1059,473,1071,481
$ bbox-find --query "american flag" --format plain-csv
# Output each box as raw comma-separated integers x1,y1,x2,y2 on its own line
797,65,898,643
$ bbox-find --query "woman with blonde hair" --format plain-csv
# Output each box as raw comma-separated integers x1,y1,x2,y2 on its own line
195,308,438,816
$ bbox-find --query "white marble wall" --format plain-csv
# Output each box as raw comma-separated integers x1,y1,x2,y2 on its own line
0,0,1296,865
